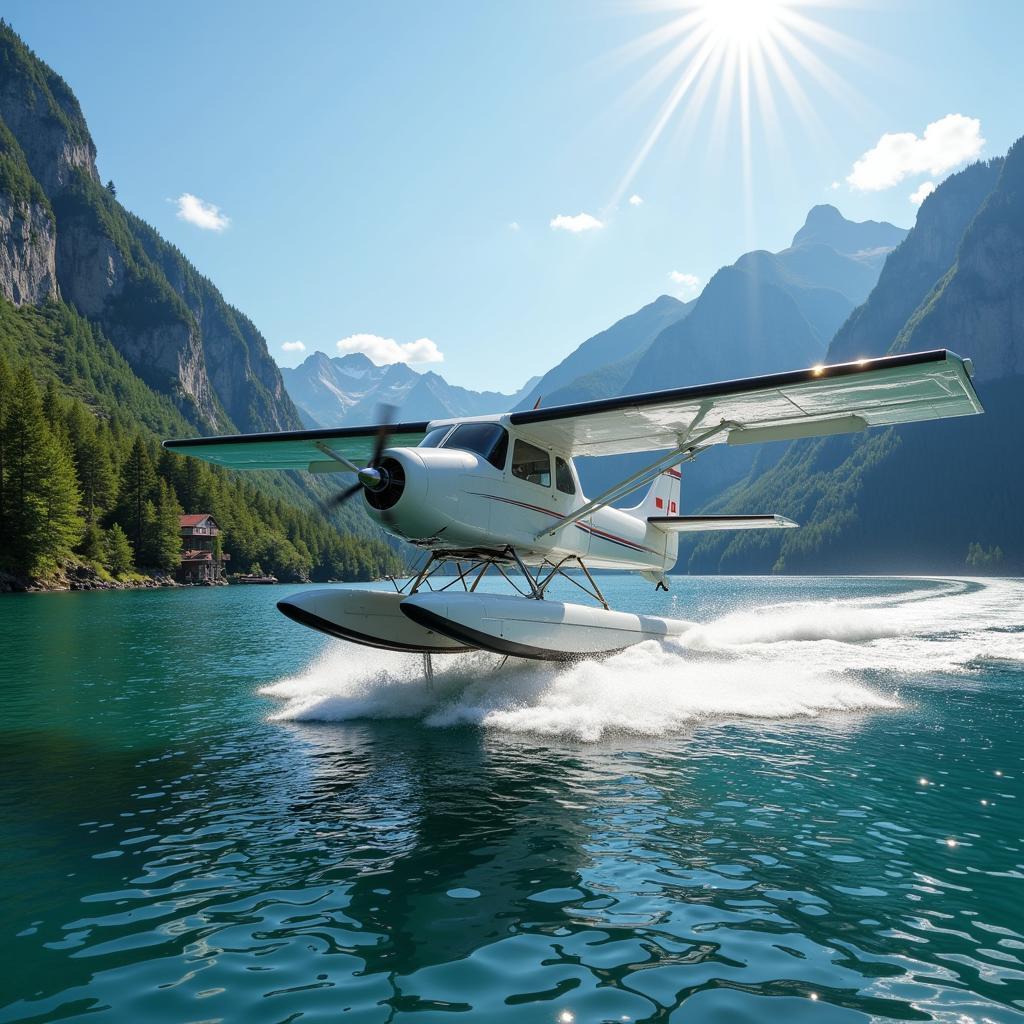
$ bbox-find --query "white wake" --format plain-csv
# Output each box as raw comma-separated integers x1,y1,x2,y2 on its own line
259,578,1024,742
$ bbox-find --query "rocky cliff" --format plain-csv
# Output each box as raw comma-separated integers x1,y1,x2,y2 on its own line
0,22,300,434
0,116,57,305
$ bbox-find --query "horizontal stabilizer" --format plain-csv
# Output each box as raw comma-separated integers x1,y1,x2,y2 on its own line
648,514,799,533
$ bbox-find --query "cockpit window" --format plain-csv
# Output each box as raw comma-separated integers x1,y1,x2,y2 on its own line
419,426,453,448
511,439,551,487
555,456,576,495
442,423,509,470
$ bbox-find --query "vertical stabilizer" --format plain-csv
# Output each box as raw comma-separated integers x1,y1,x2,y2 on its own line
623,467,682,580
625,466,682,519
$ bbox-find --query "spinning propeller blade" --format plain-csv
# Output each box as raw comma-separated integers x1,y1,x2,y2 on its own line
326,403,400,512
371,403,396,465
328,481,363,508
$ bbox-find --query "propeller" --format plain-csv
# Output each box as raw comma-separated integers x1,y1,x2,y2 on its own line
327,403,399,510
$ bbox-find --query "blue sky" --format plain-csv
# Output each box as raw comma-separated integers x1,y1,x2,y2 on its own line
6,1,1023,391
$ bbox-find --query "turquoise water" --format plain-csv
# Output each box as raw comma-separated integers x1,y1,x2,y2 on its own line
0,576,1022,1022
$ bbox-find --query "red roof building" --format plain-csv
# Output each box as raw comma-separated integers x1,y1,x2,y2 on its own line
177,514,229,583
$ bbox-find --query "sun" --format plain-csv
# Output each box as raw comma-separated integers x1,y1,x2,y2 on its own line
610,0,865,208
700,0,787,46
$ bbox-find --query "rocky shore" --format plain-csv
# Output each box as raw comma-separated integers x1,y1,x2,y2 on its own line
0,566,225,593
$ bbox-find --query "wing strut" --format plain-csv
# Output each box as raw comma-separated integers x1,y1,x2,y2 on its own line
534,420,734,540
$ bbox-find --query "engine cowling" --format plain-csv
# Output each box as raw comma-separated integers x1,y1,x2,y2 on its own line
361,447,493,547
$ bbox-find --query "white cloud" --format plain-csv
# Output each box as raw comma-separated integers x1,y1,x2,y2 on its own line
550,212,604,233
668,270,700,297
508,221,521,232
846,114,984,192
336,333,444,366
909,181,937,206
628,194,644,206
175,192,230,231
829,180,841,191
281,340,306,353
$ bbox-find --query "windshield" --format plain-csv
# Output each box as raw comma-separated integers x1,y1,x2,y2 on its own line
418,426,452,448
442,423,509,470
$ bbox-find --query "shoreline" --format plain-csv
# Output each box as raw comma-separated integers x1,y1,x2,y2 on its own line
0,566,226,594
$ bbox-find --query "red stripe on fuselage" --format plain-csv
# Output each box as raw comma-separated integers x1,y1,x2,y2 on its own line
469,493,660,555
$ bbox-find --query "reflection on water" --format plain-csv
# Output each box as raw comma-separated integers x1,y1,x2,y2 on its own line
0,577,1022,1022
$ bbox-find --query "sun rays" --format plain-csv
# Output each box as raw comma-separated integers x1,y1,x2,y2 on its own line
610,0,869,209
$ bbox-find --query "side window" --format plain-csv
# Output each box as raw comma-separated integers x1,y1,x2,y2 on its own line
555,457,576,495
511,440,551,487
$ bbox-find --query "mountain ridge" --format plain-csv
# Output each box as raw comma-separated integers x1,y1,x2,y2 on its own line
0,20,300,435
684,144,1024,574
282,350,539,427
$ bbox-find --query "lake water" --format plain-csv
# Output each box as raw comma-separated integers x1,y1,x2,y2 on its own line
1,575,1022,1023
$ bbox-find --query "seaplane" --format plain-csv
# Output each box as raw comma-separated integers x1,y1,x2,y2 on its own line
164,349,982,669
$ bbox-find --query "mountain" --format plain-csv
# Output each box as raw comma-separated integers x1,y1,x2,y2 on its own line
0,22,401,586
281,351,538,427
514,295,691,410
0,23,299,435
623,206,906,399
561,206,905,508
684,146,1022,574
791,202,906,256
828,164,1004,364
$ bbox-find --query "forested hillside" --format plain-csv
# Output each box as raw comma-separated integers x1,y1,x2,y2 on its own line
0,23,402,588
0,300,402,587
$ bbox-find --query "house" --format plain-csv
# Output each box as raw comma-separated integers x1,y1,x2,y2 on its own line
178,514,229,583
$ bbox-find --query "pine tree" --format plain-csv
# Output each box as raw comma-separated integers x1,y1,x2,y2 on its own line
104,523,133,575
0,364,83,575
79,521,105,563
74,422,116,524
41,378,63,428
146,478,182,570
115,436,157,557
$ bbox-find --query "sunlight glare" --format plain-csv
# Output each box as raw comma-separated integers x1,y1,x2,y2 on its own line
702,0,785,46
611,0,865,211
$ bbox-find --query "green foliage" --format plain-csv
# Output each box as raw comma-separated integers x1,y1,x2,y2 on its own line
0,298,193,437
0,359,83,574
115,436,157,557
0,309,405,583
103,523,133,576
144,479,182,570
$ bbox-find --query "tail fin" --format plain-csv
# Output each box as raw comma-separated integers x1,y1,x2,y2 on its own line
624,466,681,519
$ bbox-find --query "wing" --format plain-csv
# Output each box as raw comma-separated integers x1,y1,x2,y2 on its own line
162,421,431,472
508,350,983,457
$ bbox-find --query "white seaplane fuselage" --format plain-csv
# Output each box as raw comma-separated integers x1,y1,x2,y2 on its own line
280,415,690,660
365,417,678,574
